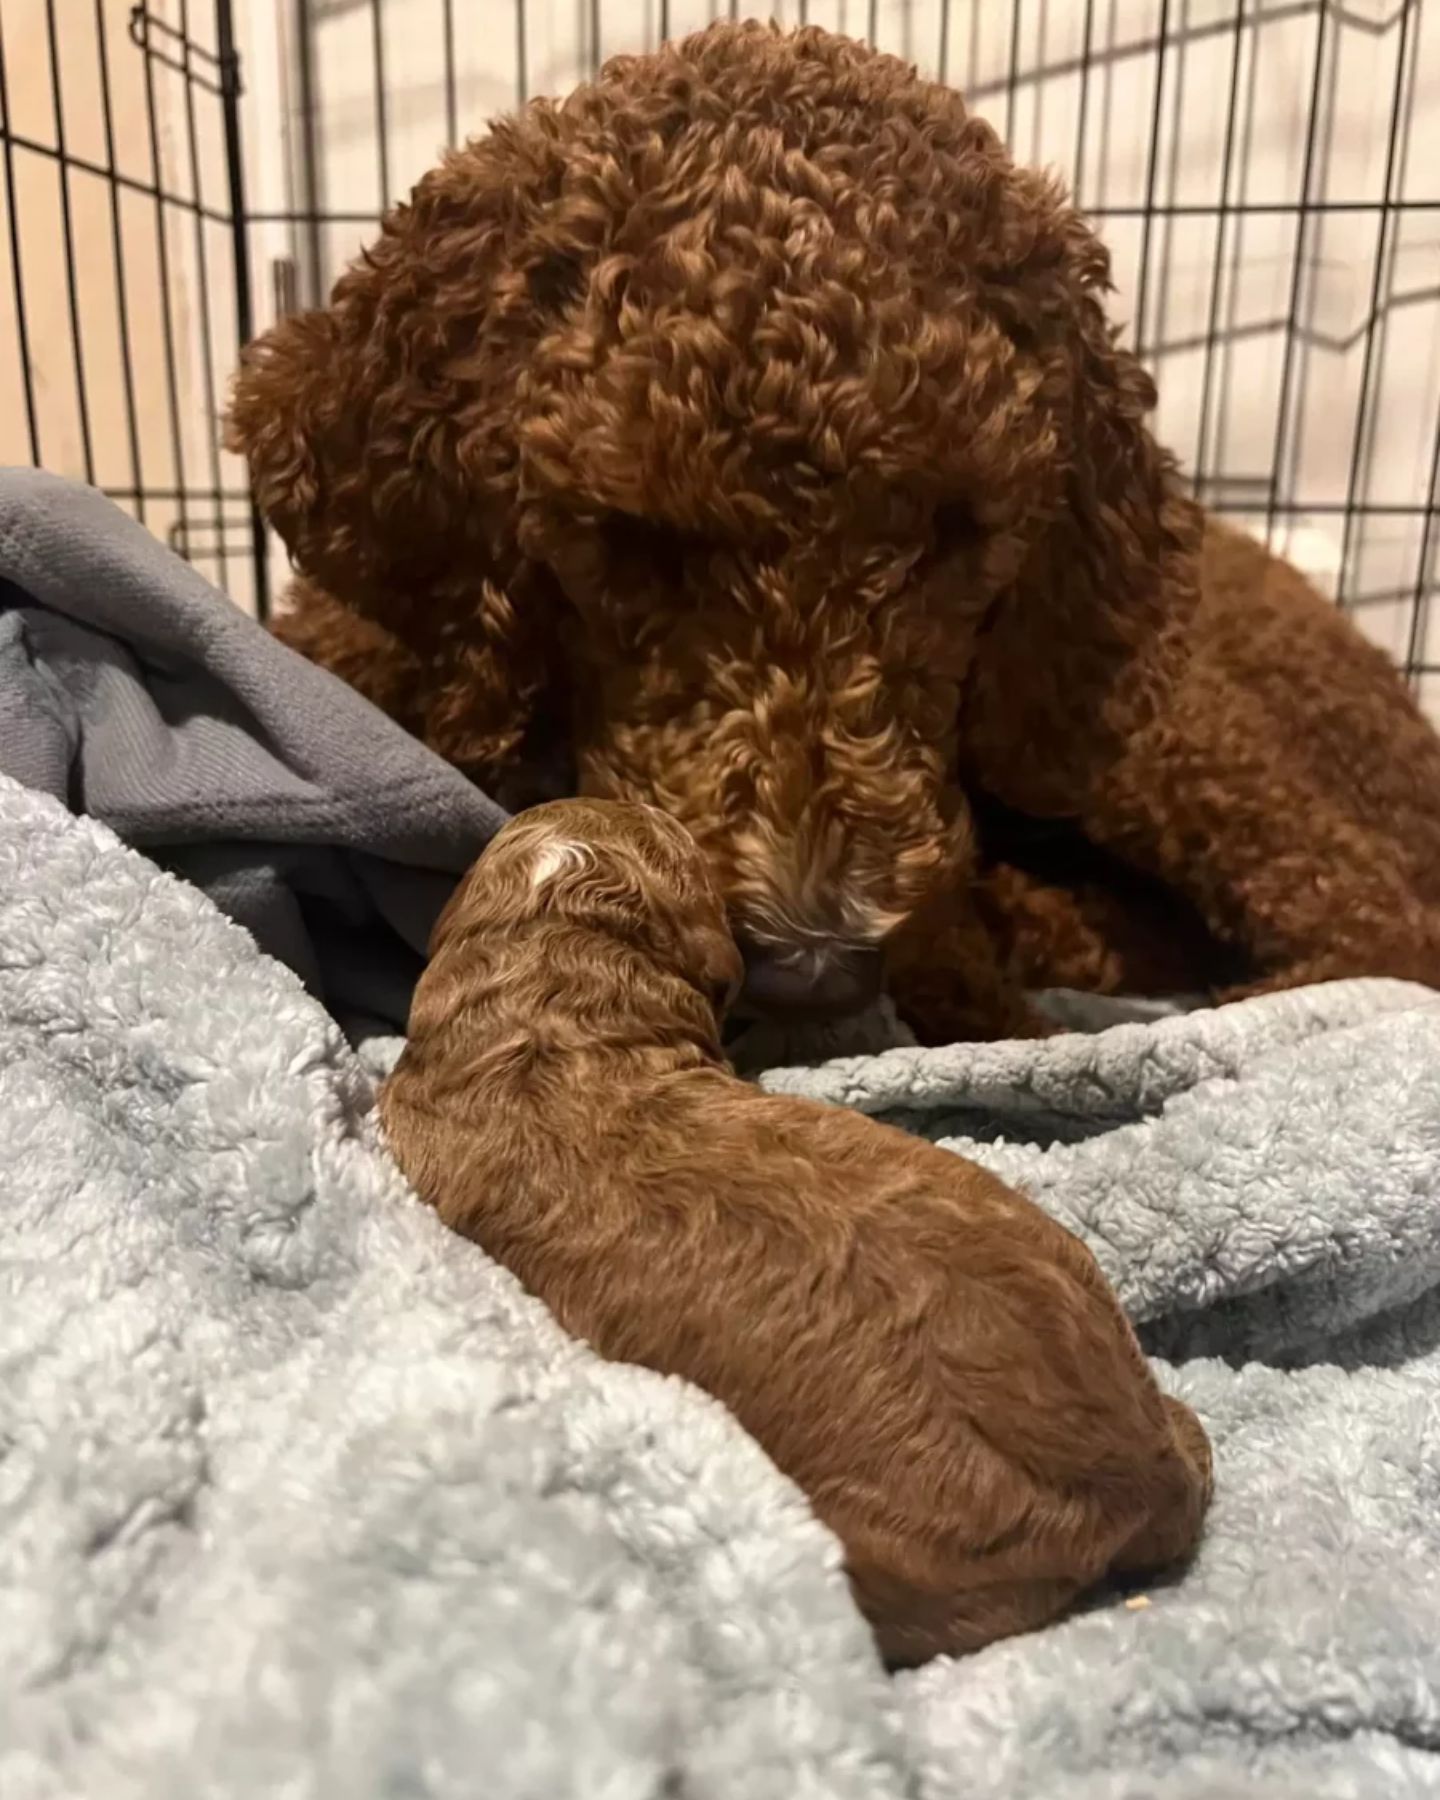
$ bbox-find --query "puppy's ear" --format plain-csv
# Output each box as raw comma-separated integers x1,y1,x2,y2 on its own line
427,821,545,958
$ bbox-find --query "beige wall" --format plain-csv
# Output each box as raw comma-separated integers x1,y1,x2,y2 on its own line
0,0,256,608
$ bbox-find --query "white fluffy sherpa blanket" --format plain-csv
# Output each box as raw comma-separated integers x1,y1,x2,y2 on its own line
5,770,1440,1799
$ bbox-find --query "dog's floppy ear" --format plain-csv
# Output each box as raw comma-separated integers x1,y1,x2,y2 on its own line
226,308,355,584
229,309,556,777
226,154,517,610
226,145,568,784
960,205,1203,816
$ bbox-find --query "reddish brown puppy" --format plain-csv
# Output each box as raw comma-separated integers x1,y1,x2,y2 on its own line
380,798,1213,1665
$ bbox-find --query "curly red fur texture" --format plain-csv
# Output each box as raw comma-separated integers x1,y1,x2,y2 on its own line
961,519,1440,1004
230,20,1440,1036
380,799,1212,1665
1064,519,1440,996
228,20,1201,1038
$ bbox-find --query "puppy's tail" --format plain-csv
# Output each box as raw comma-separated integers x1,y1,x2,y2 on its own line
1111,1393,1214,1575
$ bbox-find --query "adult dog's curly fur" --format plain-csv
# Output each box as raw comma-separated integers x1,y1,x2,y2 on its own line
973,520,1440,1005
381,798,1212,1664
229,21,1440,1039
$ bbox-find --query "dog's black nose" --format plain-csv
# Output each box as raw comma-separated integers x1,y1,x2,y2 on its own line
737,938,883,1019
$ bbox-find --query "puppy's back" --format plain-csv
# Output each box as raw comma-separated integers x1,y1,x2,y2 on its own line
382,1051,1211,1665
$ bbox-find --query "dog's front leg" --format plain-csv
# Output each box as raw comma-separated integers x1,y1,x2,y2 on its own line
885,878,1058,1046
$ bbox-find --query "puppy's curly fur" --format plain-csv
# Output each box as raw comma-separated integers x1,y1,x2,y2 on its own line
230,21,1440,1038
380,798,1212,1665
228,21,1197,1037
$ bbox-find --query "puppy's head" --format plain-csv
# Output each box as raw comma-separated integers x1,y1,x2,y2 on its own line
435,800,744,1020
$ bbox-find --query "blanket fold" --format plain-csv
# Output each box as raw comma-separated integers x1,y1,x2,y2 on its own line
0,469,504,1030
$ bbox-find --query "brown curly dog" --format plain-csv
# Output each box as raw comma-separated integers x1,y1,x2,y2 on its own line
228,21,1440,1042
380,798,1212,1664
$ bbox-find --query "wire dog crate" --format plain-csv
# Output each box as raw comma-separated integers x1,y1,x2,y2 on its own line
2,2,1438,704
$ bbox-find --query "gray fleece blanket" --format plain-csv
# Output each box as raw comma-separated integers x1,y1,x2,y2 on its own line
5,474,1440,1797
6,765,1440,1798
0,467,503,1034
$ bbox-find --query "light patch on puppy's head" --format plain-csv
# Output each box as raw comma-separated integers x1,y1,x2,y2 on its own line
528,837,595,892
